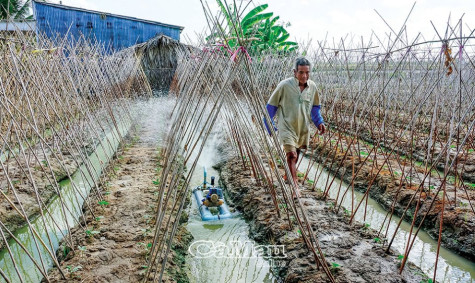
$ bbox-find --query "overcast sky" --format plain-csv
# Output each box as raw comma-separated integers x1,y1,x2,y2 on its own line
53,0,475,46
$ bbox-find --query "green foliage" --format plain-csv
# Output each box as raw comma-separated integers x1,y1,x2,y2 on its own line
373,237,381,243
210,1,298,55
63,246,71,258
464,182,475,190
330,262,341,269
85,230,100,237
66,265,82,277
397,254,404,261
0,0,33,20
98,200,109,206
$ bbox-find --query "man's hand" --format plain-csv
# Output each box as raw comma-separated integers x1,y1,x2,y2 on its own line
317,123,325,135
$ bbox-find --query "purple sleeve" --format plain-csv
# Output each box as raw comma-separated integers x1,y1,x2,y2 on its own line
264,104,278,134
311,105,324,127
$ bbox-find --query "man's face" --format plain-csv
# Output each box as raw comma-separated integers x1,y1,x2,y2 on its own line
294,65,310,85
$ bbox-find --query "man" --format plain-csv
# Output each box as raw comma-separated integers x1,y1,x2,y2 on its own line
265,57,325,197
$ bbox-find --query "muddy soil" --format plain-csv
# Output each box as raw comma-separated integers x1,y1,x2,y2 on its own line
218,157,428,283
307,136,475,260
0,138,97,242
45,130,192,282
326,99,475,183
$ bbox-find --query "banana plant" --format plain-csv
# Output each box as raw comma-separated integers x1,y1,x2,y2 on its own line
210,0,298,55
0,0,33,20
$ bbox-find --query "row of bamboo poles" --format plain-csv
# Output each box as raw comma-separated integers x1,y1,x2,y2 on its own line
148,2,474,283
0,29,151,282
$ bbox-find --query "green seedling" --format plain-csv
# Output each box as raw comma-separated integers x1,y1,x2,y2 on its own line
85,230,100,237
98,200,109,206
465,183,475,190
468,149,474,153
141,265,148,269
373,237,381,243
297,172,304,178
104,191,111,196
397,254,404,261
66,265,82,277
95,216,104,221
330,262,341,270
344,208,351,216
278,203,287,210
297,229,301,235
63,246,71,258
307,179,314,185
428,185,435,190
363,223,370,230
141,228,151,236
360,151,368,156
152,179,160,185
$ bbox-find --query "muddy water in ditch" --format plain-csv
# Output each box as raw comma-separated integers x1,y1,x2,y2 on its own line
185,132,277,283
299,157,474,283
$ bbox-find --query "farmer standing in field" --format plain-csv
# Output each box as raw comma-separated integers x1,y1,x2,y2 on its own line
265,57,325,197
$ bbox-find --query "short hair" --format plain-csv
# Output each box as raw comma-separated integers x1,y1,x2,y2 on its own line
294,57,311,70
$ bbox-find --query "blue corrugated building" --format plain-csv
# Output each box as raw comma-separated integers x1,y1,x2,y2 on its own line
32,0,183,52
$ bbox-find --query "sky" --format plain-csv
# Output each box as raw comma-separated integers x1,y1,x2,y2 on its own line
52,0,475,46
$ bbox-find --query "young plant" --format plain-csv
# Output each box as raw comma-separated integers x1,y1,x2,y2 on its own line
66,265,82,278
85,230,100,237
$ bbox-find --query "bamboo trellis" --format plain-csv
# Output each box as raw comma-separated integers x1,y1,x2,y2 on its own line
0,28,152,282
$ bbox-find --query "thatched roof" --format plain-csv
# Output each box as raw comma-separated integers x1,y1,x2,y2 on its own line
134,35,195,92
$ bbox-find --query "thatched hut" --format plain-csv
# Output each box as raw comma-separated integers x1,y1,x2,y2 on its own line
134,35,194,92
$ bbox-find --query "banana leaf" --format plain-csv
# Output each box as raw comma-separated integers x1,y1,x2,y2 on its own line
241,4,268,24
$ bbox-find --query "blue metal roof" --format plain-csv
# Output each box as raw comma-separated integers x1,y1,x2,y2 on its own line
32,0,183,52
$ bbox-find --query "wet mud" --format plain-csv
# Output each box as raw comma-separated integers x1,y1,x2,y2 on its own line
218,157,428,283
